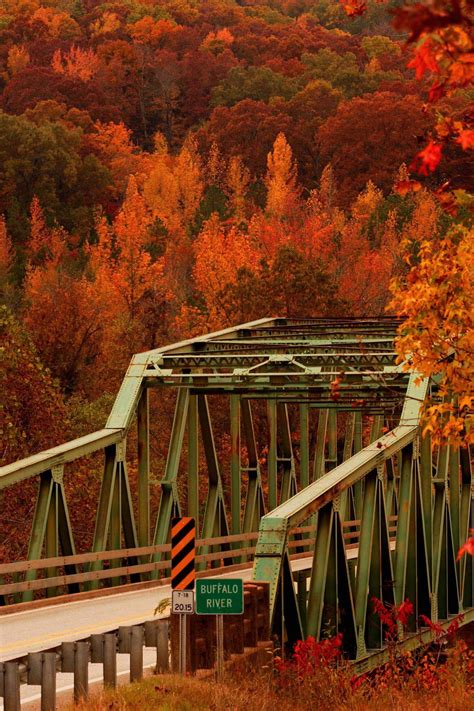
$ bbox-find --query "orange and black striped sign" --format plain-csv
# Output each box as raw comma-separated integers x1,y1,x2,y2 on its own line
171,517,195,590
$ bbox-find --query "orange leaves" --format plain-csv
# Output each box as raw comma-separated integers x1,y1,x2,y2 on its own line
396,1,474,182
200,28,234,53
91,175,162,318
87,121,142,195
90,11,121,37
351,180,383,221
52,46,100,82
30,6,80,39
128,18,177,46
339,0,367,17
225,156,250,223
27,197,67,268
330,374,344,402
81,175,168,389
394,179,422,196
457,129,474,149
193,214,259,327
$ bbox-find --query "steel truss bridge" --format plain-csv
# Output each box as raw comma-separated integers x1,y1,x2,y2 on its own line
1,317,473,672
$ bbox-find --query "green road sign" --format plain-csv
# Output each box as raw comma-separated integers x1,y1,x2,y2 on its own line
196,578,244,614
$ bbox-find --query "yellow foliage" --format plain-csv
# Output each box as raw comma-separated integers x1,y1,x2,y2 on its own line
351,180,383,222
6,45,30,77
265,133,300,220
390,224,473,445
226,156,250,223
144,136,203,233
90,11,121,37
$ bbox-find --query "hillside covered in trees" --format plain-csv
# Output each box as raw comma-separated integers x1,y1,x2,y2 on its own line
0,0,472,468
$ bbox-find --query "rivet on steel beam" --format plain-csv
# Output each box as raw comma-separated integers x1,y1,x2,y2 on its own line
51,465,64,485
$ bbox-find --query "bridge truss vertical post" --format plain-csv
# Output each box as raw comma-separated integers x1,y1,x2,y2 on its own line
137,388,150,549
241,400,265,534
187,393,199,527
230,394,241,538
267,400,277,510
313,409,328,481
23,467,76,602
299,404,309,490
199,395,230,549
152,389,189,569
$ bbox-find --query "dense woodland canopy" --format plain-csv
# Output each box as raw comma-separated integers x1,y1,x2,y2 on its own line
0,0,472,474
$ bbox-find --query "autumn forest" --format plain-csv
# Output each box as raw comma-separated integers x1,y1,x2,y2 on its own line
0,0,472,477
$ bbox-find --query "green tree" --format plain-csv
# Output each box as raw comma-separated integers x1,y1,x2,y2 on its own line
0,111,110,244
211,66,298,107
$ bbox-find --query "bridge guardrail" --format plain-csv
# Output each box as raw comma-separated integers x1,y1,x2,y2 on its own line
0,582,271,711
0,521,399,603
0,618,169,711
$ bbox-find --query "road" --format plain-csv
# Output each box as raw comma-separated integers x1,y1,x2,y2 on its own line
0,558,317,663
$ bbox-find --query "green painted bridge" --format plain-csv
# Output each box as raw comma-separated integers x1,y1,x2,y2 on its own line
1,317,473,672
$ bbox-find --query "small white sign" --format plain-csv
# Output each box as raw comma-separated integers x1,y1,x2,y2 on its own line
172,589,195,614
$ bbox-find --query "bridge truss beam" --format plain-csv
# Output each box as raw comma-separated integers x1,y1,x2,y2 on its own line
1,315,472,668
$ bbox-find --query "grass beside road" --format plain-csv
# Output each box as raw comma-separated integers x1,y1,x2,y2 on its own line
70,645,473,711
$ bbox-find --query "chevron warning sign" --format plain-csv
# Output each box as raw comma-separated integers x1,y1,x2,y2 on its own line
171,517,196,590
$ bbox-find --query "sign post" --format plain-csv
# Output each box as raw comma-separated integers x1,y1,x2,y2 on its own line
196,579,244,680
216,614,224,680
171,517,196,676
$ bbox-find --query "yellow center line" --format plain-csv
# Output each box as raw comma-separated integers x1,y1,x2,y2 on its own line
0,609,162,655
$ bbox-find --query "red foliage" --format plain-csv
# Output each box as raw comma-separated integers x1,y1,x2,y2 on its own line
318,92,431,205
198,99,293,177
457,536,474,561
410,140,442,175
274,634,343,683
372,597,414,640
1,66,121,122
